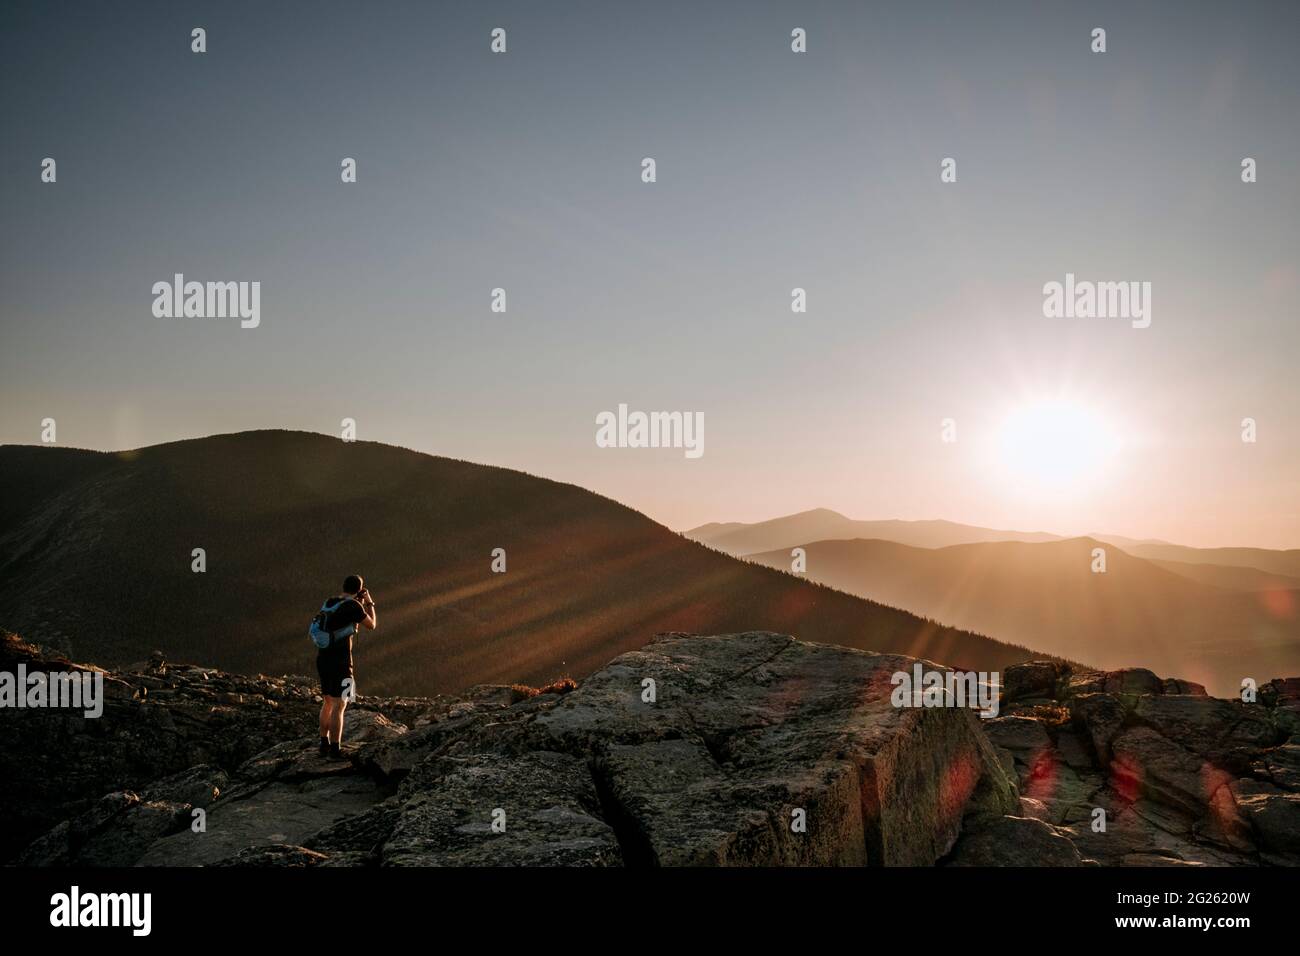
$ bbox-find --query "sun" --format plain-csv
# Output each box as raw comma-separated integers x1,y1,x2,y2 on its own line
995,400,1121,493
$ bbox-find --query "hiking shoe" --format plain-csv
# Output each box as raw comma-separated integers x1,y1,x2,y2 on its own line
329,744,346,761
318,738,329,757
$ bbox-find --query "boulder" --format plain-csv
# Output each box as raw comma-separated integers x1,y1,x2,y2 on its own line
1132,695,1276,760
303,799,402,860
140,765,228,809
1199,784,1257,854
1252,737,1300,792
342,708,407,744
356,713,494,781
236,739,313,781
531,632,1016,865
1020,760,1103,826
136,772,384,866
1068,668,1164,698
946,816,1083,866
983,716,1053,756
1070,693,1127,764
1001,661,1070,703
1109,726,1233,816
76,801,190,866
1229,779,1300,865
1262,678,1300,707
0,631,322,862
1054,729,1098,772
1109,668,1167,696
13,791,189,867
70,791,140,845
1163,679,1208,696
1061,802,1250,867
382,751,621,867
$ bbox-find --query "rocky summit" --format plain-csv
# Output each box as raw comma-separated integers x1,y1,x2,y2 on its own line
4,629,1299,867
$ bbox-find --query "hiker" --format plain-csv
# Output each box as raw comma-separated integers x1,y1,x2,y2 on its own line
311,574,377,759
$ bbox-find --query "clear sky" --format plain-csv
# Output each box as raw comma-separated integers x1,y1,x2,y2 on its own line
2,0,1297,548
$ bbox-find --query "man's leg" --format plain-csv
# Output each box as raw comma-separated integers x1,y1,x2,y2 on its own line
330,696,348,749
319,697,333,740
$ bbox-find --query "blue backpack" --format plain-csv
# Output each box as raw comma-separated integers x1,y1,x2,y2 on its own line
309,597,357,650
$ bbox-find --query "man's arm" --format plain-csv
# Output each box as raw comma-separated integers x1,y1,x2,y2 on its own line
358,591,377,631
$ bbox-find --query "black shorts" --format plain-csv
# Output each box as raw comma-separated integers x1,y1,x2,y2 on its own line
316,648,354,698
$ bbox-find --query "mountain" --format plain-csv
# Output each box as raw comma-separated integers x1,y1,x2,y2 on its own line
0,431,1041,697
1123,543,1300,580
685,509,1063,556
744,538,1300,697
688,511,1300,587
1089,533,1174,549
1146,559,1300,592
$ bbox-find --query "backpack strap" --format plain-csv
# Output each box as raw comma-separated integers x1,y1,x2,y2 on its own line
321,597,354,641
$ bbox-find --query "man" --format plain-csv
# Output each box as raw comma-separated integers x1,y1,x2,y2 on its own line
317,574,377,759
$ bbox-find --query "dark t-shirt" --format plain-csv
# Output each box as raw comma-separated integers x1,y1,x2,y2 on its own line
317,596,365,665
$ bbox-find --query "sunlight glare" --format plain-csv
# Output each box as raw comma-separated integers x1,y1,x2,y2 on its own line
997,401,1121,493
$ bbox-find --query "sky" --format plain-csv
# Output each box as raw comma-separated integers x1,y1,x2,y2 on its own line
2,0,1297,548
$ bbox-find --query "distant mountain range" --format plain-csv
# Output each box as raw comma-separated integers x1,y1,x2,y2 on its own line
687,509,1065,555
1120,544,1300,581
687,509,1300,579
688,510,1300,696
0,432,1042,697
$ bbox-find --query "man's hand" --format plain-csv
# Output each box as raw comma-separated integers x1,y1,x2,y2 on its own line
359,589,378,631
